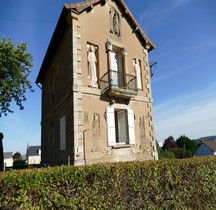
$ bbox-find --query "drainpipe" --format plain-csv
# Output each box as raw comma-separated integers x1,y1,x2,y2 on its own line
83,129,89,166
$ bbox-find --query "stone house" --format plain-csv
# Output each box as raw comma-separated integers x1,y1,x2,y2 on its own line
36,0,158,166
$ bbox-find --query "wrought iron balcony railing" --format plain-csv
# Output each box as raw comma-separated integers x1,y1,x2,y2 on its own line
100,70,138,98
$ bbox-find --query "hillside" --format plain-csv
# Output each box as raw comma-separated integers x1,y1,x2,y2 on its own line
196,135,216,141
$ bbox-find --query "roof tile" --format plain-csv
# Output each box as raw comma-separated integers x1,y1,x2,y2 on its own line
203,140,216,151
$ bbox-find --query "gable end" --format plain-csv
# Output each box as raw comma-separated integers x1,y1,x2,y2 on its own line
36,0,155,84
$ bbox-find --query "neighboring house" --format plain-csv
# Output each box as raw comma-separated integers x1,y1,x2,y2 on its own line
3,152,13,169
158,142,163,148
26,145,41,165
36,0,158,166
195,141,216,156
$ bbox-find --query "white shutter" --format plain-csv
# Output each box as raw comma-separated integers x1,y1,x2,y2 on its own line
128,109,135,144
106,108,116,146
60,115,66,150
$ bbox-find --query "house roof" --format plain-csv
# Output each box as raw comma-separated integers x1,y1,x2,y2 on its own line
203,140,216,152
65,0,156,49
4,152,13,159
27,146,41,156
36,0,156,84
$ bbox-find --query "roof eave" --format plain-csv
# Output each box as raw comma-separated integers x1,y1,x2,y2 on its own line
36,0,156,84
35,6,69,84
65,0,156,50
116,0,156,51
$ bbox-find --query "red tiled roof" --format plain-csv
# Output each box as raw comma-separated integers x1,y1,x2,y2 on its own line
65,0,101,9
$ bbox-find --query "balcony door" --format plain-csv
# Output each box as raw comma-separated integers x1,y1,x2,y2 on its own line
110,51,122,87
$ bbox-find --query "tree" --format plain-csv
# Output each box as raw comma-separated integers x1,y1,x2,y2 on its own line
13,151,23,161
0,133,4,171
13,151,27,169
176,135,190,149
176,135,198,158
0,37,33,117
162,136,176,150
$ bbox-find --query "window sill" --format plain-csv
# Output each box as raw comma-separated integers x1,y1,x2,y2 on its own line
112,144,131,149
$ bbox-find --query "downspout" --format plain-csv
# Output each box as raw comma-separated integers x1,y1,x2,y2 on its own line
83,129,89,166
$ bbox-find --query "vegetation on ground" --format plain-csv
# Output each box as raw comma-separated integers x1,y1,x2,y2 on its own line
158,135,200,159
0,156,216,209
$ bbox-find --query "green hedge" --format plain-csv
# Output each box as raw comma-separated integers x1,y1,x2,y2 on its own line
0,156,216,209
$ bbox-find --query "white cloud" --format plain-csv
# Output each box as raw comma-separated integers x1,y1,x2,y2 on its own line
179,41,216,55
151,67,186,83
150,40,216,84
154,83,216,141
175,0,189,7
139,0,189,31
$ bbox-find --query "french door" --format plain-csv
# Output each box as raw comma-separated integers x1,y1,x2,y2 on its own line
110,51,122,86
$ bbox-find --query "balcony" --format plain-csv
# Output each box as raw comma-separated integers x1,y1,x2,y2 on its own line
100,70,138,99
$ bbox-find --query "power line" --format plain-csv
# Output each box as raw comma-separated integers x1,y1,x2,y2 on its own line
0,18,56,23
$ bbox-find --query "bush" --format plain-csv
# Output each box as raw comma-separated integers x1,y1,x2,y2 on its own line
158,149,176,159
0,156,216,209
13,160,27,170
159,148,196,160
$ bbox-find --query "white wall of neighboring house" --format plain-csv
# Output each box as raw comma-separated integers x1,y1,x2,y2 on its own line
4,157,13,169
27,155,41,165
26,146,41,165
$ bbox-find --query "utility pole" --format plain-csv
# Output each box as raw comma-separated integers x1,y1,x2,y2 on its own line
0,133,4,171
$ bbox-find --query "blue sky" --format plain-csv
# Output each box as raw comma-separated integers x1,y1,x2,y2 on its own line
0,0,216,154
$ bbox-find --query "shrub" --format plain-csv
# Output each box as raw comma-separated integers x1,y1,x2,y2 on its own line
0,156,216,209
159,149,176,159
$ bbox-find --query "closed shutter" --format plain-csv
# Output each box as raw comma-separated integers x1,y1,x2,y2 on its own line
60,115,66,150
127,109,135,144
106,108,116,146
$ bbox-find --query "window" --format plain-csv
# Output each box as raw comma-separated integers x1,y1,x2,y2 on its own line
106,108,135,146
60,115,66,150
109,47,125,88
115,110,127,143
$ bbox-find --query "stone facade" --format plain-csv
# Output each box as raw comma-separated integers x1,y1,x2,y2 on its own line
36,0,158,166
